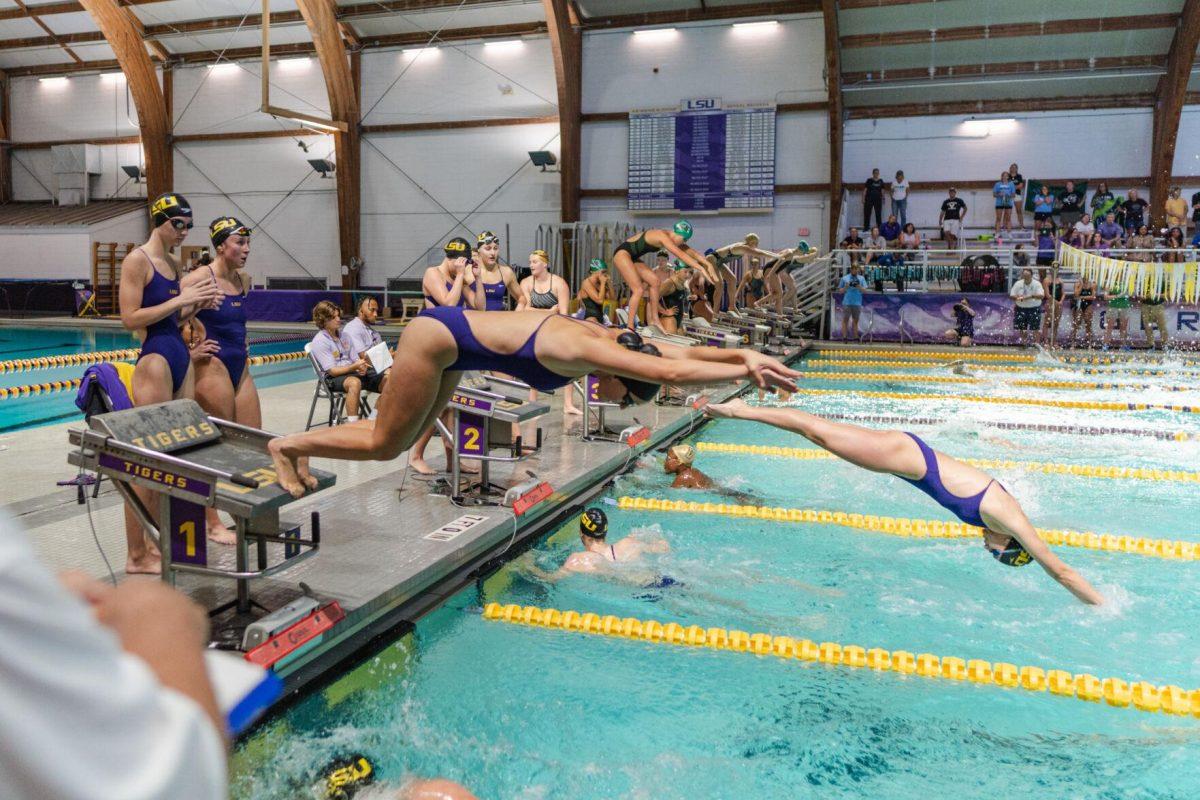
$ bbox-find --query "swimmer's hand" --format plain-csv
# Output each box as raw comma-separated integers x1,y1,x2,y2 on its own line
739,351,799,391
703,398,749,419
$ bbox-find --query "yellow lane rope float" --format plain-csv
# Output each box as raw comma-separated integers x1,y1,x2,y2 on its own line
0,347,140,374
1060,354,1200,367
814,349,1035,362
794,370,1199,393
615,496,1200,561
693,442,1200,483
781,387,1200,415
482,603,1200,717
806,359,1200,378
0,351,307,401
817,413,1197,442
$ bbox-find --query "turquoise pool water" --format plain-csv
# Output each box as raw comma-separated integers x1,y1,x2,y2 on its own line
233,351,1200,799
0,325,312,432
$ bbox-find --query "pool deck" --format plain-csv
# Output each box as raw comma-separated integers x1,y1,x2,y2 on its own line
4,338,805,701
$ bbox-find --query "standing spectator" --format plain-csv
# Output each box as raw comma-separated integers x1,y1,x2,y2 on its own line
993,171,1016,233
1032,184,1056,225
1163,226,1185,263
939,188,967,250
839,226,864,266
880,214,901,244
1035,224,1057,267
1127,224,1155,262
1070,273,1098,346
1057,180,1085,230
944,296,975,347
1141,291,1169,350
1165,186,1188,232
1121,189,1148,234
1009,268,1044,347
1040,267,1065,345
837,263,866,340
1090,181,1115,221
898,222,921,252
891,170,910,227
863,168,885,229
1102,282,1133,349
1009,163,1026,229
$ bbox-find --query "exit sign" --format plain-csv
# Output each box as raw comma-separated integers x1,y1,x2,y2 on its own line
798,227,810,236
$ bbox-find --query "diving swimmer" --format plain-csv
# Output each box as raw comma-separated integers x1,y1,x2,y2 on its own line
703,399,1104,605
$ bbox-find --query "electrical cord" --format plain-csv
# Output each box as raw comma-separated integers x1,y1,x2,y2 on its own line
75,434,117,586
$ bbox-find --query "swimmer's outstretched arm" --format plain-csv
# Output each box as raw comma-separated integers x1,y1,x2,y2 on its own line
566,338,799,392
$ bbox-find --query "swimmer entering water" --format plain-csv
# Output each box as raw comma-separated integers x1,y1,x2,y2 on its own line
704,400,1104,605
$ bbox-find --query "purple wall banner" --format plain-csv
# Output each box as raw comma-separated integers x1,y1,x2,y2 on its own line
243,290,384,323
831,293,1200,345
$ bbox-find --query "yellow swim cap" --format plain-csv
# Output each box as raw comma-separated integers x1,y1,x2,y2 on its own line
667,444,695,466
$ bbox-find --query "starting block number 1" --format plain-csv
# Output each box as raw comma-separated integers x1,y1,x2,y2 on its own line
169,496,207,566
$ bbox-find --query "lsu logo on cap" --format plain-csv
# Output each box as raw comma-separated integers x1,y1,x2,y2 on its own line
151,194,184,218
446,239,468,254
579,511,599,533
211,217,240,235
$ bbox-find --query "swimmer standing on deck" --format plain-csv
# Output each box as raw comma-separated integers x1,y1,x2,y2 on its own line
703,399,1105,605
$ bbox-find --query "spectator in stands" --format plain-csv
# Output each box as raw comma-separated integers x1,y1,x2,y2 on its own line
1141,290,1169,350
1122,189,1149,234
1011,244,1029,267
993,170,1015,233
0,513,227,800
840,226,864,265
863,168,885,229
1102,282,1134,349
837,264,866,340
1009,163,1026,229
1009,268,1044,347
310,301,376,423
891,170,910,227
939,188,967,250
1127,224,1155,262
1070,274,1098,346
1097,212,1124,251
1191,187,1200,233
1090,181,1115,222
881,214,901,245
1032,184,1055,225
944,296,975,347
343,297,389,401
1035,224,1056,267
1192,227,1200,250
1163,227,1185,263
1165,187,1188,232
1073,213,1095,243
898,221,920,252
1057,180,1085,230
867,226,888,262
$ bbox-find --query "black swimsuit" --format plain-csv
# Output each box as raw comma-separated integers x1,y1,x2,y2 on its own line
1077,285,1095,312
614,232,653,261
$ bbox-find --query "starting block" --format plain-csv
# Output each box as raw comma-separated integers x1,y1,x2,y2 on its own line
67,399,334,617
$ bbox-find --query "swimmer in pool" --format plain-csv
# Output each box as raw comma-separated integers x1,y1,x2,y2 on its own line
664,444,713,490
267,282,800,496
549,507,671,581
703,399,1104,605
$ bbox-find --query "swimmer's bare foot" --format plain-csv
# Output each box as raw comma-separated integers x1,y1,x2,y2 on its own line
564,404,583,416
297,457,318,490
267,436,307,498
125,553,162,575
409,457,439,476
206,514,237,545
460,461,481,475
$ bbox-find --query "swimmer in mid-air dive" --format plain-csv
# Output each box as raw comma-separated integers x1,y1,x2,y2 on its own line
702,399,1104,605
267,287,799,496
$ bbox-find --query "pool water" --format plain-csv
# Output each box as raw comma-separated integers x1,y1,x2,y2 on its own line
0,325,312,432
233,351,1200,799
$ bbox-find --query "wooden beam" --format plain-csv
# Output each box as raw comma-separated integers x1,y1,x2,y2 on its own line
842,13,1179,48
822,0,843,248
0,75,12,202
581,1,820,29
296,0,360,288
363,115,558,134
79,0,172,198
839,0,934,7
174,128,317,143
844,55,1165,86
0,0,165,21
11,135,142,150
543,0,581,224
338,21,361,49
11,0,84,63
845,94,1160,119
1150,0,1200,227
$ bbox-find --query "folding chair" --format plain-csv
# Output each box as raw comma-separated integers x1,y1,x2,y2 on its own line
304,343,372,430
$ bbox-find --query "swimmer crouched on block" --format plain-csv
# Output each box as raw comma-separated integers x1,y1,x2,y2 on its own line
267,304,799,496
703,399,1104,605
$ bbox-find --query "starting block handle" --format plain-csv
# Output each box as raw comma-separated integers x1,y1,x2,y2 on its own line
230,473,259,489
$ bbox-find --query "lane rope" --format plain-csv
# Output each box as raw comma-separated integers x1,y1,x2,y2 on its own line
615,496,1200,561
694,441,1200,483
777,388,1200,415
794,370,1200,393
816,413,1197,442
814,349,1036,362
482,603,1200,717
806,359,1200,378
0,348,140,374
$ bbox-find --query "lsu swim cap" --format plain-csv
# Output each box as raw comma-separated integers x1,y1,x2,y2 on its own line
673,219,694,240
530,249,549,262
150,192,191,227
580,507,608,538
989,536,1033,568
477,230,500,246
321,753,375,799
445,237,471,259
209,216,251,248
667,444,695,466
589,258,607,272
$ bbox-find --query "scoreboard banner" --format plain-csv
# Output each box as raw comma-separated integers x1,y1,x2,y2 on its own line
627,99,776,213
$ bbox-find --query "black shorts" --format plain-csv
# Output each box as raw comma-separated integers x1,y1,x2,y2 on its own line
1033,212,1053,222
1014,306,1042,331
326,368,385,394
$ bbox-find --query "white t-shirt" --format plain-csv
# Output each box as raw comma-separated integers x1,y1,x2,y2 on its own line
892,179,909,201
0,514,226,800
342,316,382,360
1009,278,1045,308
1074,220,1095,236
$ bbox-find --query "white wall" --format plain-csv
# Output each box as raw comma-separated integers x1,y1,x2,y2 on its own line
579,14,832,250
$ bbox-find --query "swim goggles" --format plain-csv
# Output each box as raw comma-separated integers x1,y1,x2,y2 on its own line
477,232,500,246
169,217,194,231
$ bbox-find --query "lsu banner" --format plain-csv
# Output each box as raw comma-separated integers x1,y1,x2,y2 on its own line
1059,243,1200,304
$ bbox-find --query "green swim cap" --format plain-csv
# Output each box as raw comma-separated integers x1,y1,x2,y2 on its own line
796,240,811,254
673,219,694,241
672,259,687,271
588,258,607,272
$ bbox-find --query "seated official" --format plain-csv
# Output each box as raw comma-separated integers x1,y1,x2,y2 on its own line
342,296,390,394
310,300,383,423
